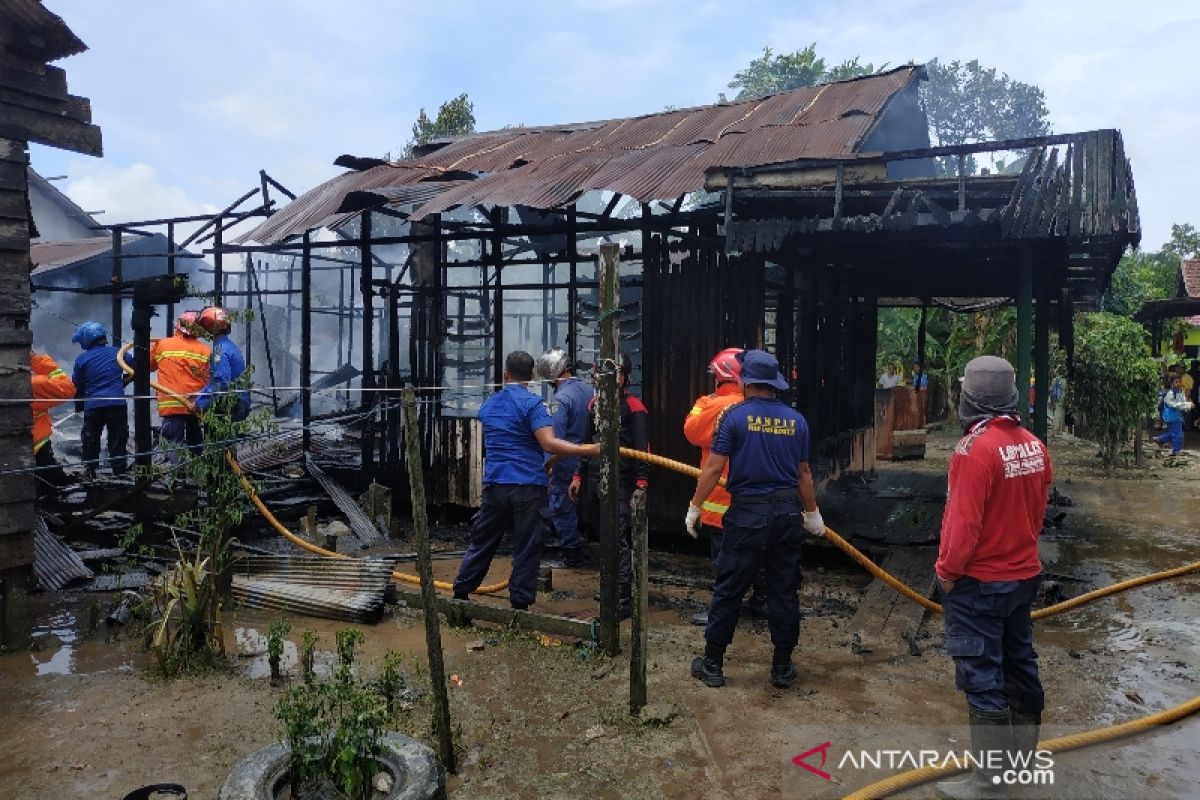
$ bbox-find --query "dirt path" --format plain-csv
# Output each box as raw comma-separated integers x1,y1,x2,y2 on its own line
1,429,1197,799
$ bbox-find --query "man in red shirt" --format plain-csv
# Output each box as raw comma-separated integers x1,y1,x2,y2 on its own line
934,356,1052,800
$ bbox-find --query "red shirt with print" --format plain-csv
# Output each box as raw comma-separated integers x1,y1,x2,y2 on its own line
935,416,1052,582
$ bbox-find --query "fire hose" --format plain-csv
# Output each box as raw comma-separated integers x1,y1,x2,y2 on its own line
615,447,1200,799
117,344,509,596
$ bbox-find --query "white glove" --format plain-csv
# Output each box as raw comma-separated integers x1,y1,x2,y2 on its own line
684,505,702,539
802,510,826,537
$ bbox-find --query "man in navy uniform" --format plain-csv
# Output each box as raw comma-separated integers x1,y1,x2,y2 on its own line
453,351,599,609
535,348,595,569
686,349,825,689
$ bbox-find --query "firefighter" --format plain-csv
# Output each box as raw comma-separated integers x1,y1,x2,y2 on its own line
129,310,210,461
934,356,1052,799
194,306,250,423
687,349,824,689
452,351,599,609
71,321,129,477
535,348,594,569
684,347,767,625
31,351,76,496
569,352,649,619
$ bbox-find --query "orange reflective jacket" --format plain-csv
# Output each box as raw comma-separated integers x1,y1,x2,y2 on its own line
149,335,211,415
683,382,743,528
31,353,75,452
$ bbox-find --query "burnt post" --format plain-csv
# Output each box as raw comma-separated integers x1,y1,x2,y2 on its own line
166,221,175,334
110,226,122,343
629,487,649,715
400,387,457,774
130,295,153,470
597,242,621,656
360,212,376,479
301,232,313,453
1015,259,1033,428
1033,276,1050,443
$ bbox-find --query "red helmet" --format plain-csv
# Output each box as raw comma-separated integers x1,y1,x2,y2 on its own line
708,347,744,383
175,310,201,338
197,306,231,336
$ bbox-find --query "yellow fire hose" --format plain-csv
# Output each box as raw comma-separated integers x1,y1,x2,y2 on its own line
118,344,509,596
616,447,1200,799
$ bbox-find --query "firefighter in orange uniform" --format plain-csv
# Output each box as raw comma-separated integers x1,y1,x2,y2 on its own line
142,310,211,461
31,351,77,496
683,347,767,625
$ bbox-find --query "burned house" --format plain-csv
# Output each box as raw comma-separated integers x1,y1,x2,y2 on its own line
95,66,1136,532
0,0,101,634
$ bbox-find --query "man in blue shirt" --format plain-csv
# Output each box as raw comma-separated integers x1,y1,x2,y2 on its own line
453,351,600,609
686,350,825,689
535,349,595,569
194,306,250,422
912,360,929,390
71,321,129,477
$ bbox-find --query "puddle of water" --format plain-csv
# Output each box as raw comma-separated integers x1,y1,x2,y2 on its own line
29,611,78,676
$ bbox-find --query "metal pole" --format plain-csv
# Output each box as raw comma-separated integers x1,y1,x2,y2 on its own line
166,221,176,334
491,208,504,389
387,283,400,465
567,205,578,367
301,232,312,454
111,226,123,342
400,387,457,774
1016,260,1033,429
131,294,153,469
597,242,621,656
213,216,224,306
629,488,648,714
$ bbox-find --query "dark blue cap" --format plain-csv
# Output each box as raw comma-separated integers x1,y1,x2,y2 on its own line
736,349,788,390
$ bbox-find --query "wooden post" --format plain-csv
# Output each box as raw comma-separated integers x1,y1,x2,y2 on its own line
400,387,457,774
1015,259,1033,429
1033,277,1050,442
361,212,376,481
597,243,621,656
301,232,312,454
110,226,122,343
629,488,648,715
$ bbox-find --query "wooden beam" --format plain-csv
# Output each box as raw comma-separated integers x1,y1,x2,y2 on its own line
707,163,887,191
394,586,596,640
0,100,101,156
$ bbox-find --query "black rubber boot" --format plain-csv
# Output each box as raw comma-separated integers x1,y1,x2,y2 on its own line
935,706,1012,800
691,642,726,687
1009,709,1042,799
770,646,797,688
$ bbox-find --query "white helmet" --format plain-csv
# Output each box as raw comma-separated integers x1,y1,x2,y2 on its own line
535,349,572,381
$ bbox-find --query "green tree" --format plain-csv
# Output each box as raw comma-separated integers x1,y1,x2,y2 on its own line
725,44,883,101
1103,223,1200,317
403,93,476,157
921,59,1051,175
1071,313,1159,468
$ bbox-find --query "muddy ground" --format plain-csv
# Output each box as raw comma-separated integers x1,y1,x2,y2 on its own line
1,427,1197,799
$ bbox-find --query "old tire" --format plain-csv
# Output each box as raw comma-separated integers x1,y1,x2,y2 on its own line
218,732,445,800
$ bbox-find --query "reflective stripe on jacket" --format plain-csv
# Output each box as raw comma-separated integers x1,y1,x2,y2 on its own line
682,382,742,528
149,335,211,415
31,353,75,451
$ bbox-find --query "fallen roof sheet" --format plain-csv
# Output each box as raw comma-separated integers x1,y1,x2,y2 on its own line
231,555,395,622
307,455,383,542
33,516,94,591
240,67,922,244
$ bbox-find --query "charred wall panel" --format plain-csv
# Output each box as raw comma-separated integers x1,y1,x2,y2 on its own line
642,230,764,531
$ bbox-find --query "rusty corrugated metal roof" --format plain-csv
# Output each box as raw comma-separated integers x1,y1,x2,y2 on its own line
240,66,922,243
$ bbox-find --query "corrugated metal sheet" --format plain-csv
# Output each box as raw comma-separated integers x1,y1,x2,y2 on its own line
240,67,921,243
230,555,394,622
306,455,383,542
33,516,93,591
30,235,136,273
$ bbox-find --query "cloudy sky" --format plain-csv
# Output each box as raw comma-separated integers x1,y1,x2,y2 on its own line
31,0,1200,250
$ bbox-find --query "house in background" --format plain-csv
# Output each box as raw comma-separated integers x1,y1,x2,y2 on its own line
1176,259,1200,359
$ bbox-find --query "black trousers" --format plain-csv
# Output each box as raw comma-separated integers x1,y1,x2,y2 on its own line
34,445,69,498
81,406,128,474
454,484,547,606
705,492,803,650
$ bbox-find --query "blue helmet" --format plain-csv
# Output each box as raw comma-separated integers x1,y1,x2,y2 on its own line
72,321,108,349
